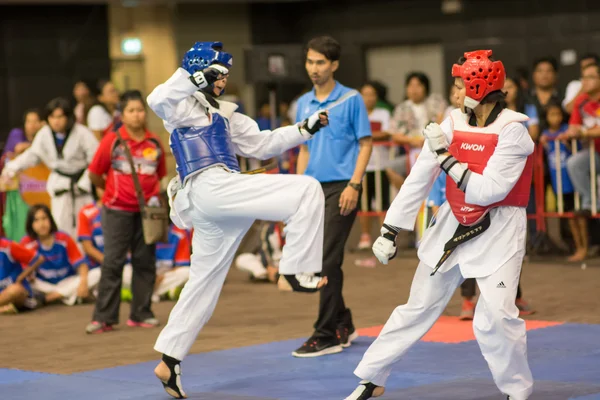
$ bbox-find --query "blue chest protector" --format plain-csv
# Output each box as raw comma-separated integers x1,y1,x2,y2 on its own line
170,113,240,183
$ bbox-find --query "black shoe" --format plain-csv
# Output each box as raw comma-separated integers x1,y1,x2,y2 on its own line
337,326,359,348
292,336,343,358
345,381,383,400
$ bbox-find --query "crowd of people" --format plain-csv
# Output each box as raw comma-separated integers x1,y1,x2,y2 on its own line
0,43,598,342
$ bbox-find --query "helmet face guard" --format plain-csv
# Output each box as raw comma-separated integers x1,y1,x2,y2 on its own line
452,50,505,109
182,41,233,97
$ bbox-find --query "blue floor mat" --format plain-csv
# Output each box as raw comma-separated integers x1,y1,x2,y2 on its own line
1,323,599,399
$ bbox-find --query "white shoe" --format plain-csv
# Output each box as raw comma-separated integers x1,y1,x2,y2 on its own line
235,253,268,280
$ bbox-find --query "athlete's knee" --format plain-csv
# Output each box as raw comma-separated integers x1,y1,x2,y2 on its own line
301,176,324,205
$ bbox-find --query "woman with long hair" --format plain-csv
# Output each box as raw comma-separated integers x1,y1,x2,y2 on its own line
20,204,100,306
1,98,99,238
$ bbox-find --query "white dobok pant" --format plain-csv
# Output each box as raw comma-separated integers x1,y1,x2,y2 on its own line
155,168,325,360
32,268,101,306
354,250,533,400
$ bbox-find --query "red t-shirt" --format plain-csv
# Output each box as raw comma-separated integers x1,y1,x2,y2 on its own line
569,93,600,153
88,126,166,212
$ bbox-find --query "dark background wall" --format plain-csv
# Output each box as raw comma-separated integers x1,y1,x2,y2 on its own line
0,5,110,145
249,0,600,98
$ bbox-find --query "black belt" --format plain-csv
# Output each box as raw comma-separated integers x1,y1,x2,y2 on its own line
54,169,87,228
430,213,491,276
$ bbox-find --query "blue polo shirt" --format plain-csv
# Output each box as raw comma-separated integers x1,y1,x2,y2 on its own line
295,81,371,182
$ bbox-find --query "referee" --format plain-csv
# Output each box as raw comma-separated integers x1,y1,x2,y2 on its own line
293,36,372,357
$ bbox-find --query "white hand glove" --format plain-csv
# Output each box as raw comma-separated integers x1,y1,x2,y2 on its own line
423,122,448,155
189,65,229,89
372,226,398,265
300,110,328,136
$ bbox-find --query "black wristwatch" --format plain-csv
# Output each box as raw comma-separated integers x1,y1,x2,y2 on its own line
348,182,362,191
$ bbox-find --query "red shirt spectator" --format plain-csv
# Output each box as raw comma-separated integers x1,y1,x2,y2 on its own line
569,92,600,153
88,125,166,212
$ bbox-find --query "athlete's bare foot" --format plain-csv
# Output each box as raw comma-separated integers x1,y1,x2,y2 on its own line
266,265,278,283
155,360,187,399
567,249,586,262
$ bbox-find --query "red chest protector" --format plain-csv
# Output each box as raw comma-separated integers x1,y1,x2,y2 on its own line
446,109,533,226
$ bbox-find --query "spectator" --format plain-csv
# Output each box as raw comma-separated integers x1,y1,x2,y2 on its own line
235,221,283,282
529,57,562,133
0,236,44,314
73,79,94,125
562,63,600,226
87,80,120,140
123,224,191,303
2,109,44,159
563,53,599,114
442,83,460,120
86,90,166,334
386,72,447,189
516,66,530,92
20,204,100,306
540,101,584,261
1,98,99,239
370,80,394,112
77,188,106,271
294,36,372,357
356,82,392,268
255,103,280,130
504,76,540,141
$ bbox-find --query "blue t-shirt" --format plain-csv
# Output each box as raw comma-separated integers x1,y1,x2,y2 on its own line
543,124,578,194
0,238,39,295
21,232,85,285
427,172,447,207
295,82,372,182
523,103,539,128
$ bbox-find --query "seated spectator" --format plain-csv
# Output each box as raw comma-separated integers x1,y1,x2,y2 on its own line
0,237,44,314
77,188,105,270
563,53,599,114
540,102,584,261
123,225,191,303
235,221,282,282
87,80,120,140
562,63,600,218
21,204,100,306
86,90,166,334
2,109,44,159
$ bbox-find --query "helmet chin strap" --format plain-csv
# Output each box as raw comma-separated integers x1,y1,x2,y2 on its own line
201,86,221,109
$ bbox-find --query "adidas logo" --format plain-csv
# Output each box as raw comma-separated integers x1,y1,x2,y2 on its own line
496,281,506,288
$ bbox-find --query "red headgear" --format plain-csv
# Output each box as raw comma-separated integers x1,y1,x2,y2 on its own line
452,50,505,109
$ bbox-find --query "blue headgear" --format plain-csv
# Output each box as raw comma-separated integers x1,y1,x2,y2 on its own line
181,41,233,75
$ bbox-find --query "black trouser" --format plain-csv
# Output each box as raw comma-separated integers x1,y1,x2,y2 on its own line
313,181,359,340
461,279,523,299
92,207,156,325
